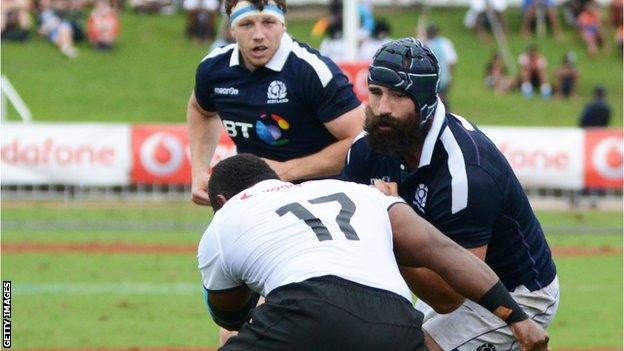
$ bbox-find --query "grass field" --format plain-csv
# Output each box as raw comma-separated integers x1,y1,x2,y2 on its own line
1,201,622,350
1,7,622,125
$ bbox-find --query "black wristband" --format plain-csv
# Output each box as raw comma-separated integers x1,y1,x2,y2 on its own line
206,290,261,330
476,281,529,325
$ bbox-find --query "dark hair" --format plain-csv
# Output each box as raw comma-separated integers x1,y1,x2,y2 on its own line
326,21,342,39
594,85,607,99
426,24,438,37
373,20,390,39
208,153,279,207
225,0,287,16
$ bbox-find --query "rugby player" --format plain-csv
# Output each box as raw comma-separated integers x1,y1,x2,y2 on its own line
198,154,550,351
187,0,364,206
342,38,559,351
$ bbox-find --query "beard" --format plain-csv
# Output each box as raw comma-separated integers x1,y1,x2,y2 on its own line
363,105,431,157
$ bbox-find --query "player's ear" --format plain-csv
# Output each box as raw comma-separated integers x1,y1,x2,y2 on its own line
215,194,228,210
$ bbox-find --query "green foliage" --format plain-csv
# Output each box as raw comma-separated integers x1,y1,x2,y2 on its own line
1,8,621,125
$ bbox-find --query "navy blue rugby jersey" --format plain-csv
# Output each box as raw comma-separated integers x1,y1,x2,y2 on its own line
194,33,361,162
342,101,556,291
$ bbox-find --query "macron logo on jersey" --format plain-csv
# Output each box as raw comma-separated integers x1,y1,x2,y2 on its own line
214,87,239,95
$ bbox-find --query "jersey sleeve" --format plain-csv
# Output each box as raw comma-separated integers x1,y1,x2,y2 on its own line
304,58,361,123
341,133,372,184
428,165,503,249
193,60,217,112
377,190,406,210
197,221,243,292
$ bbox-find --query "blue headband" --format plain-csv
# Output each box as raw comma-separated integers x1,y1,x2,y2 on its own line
230,2,285,27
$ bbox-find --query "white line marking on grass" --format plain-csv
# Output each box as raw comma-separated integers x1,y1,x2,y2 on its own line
14,283,200,295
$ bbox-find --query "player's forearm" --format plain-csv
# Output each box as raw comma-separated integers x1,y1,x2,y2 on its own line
390,205,498,302
417,235,498,303
187,104,222,178
399,266,465,314
280,137,352,181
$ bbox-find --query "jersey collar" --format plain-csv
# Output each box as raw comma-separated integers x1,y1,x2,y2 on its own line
418,97,446,169
229,33,293,72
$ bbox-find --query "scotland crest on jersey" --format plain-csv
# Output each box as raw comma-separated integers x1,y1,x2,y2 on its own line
267,80,289,104
413,184,428,213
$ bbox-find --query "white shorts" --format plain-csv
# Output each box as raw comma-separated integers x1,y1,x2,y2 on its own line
470,0,508,12
417,276,559,351
183,0,219,11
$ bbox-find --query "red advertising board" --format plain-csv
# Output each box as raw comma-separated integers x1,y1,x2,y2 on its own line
584,129,624,189
131,125,236,185
338,61,370,103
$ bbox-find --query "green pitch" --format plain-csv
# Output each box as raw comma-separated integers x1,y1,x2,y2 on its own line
1,201,622,349
1,7,622,125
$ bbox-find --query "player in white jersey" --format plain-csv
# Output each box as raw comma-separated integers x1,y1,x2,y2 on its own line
198,154,550,351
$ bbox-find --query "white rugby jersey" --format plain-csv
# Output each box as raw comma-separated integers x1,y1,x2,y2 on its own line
198,179,412,301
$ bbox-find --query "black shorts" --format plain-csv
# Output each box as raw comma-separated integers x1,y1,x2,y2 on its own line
220,275,427,351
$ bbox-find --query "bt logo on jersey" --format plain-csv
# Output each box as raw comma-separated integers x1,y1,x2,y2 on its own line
222,120,253,138
256,114,290,146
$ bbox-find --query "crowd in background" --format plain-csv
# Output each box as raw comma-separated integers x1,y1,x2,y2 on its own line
2,0,119,57
1,0,617,122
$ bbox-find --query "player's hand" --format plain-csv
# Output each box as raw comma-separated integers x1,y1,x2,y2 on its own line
509,319,550,351
372,180,399,197
191,172,211,206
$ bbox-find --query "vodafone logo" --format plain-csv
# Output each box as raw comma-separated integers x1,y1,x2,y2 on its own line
498,142,570,171
139,132,184,177
591,137,623,180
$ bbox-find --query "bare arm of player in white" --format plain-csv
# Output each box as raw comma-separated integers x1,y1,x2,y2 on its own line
187,92,223,206
388,203,549,351
373,179,479,314
399,245,487,314
263,104,365,181
399,267,465,314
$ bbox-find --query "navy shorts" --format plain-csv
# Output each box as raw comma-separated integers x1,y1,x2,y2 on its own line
221,275,427,351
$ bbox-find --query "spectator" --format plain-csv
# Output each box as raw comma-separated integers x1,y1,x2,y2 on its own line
579,85,611,127
37,0,78,58
518,44,552,98
464,0,508,42
183,0,219,42
64,0,87,43
316,0,375,41
562,0,590,27
1,0,31,41
128,0,172,14
319,21,346,62
577,0,603,56
425,24,457,109
521,0,563,39
573,85,611,207
357,0,375,40
209,17,235,51
87,0,119,51
611,0,623,28
484,51,515,94
358,19,391,60
554,52,579,98
613,0,623,55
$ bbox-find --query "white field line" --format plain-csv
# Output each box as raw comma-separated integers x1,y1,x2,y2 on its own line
14,283,200,295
